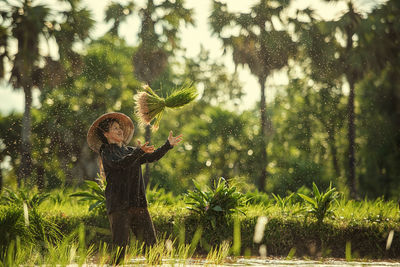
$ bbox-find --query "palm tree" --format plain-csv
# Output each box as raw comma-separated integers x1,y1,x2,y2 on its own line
0,0,93,186
105,1,135,36
292,2,363,198
317,1,362,198
0,0,50,185
209,0,297,191
337,2,363,198
291,8,345,181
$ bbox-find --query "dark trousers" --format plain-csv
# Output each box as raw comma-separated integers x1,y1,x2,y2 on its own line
108,207,157,262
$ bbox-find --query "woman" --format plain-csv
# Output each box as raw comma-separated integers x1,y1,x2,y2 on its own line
87,112,182,261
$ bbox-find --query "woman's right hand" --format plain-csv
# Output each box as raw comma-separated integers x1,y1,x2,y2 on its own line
137,140,155,153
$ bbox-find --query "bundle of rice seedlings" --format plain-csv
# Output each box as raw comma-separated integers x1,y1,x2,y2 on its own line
135,83,197,130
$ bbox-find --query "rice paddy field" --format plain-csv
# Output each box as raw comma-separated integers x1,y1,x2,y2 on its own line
1,185,400,266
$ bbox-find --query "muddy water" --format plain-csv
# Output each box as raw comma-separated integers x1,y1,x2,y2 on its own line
123,257,400,266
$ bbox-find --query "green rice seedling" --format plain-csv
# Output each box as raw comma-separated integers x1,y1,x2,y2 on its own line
109,246,125,266
286,247,296,260
245,190,271,206
70,179,106,215
0,187,49,209
0,237,35,267
76,223,96,265
0,206,27,258
0,203,62,263
298,182,339,224
39,225,94,266
174,243,191,262
44,235,79,265
97,241,110,266
272,192,294,209
232,215,241,256
185,177,247,230
205,241,231,265
188,226,203,257
145,240,165,265
122,239,144,264
336,196,400,224
146,184,183,205
28,207,62,245
135,83,197,130
345,241,352,261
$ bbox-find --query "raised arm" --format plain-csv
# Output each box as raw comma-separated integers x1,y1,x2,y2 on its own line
139,131,182,164
101,145,145,169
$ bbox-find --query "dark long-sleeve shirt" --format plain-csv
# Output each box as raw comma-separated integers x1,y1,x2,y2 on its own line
100,140,173,214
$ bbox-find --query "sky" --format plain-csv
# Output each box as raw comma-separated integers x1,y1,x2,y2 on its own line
0,0,381,115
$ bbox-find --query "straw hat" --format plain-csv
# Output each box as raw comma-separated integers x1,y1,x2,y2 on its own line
87,112,134,153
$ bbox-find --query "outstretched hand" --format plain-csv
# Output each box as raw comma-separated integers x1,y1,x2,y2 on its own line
137,140,155,153
168,131,183,146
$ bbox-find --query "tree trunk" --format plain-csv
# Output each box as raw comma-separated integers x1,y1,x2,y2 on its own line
304,93,312,158
258,77,268,192
36,165,45,190
344,17,357,199
144,124,151,187
18,86,33,186
327,126,340,178
347,79,357,198
0,166,3,193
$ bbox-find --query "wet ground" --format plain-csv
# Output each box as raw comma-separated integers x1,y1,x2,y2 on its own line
68,257,400,266
122,257,400,266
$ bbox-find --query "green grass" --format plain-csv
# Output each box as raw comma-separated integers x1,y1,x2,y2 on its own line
1,186,400,265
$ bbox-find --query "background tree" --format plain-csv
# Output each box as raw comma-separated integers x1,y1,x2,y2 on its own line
0,0,93,186
355,0,400,198
105,1,135,37
290,8,347,189
0,113,21,191
183,46,244,106
292,3,363,198
334,1,363,198
209,0,297,191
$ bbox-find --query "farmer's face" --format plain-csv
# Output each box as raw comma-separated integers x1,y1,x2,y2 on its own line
104,122,124,145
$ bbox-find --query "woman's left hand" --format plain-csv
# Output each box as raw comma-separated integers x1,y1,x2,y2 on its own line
168,131,183,146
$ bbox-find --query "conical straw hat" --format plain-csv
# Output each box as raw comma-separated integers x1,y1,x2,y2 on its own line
87,112,134,153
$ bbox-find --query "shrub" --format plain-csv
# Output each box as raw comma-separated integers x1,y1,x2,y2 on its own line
244,190,271,206
70,179,106,215
146,185,182,205
185,177,246,230
298,182,339,224
0,187,49,209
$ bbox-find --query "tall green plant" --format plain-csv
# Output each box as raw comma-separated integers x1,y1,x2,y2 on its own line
185,177,246,230
0,0,93,184
70,179,106,214
298,182,339,224
0,187,49,209
272,192,294,209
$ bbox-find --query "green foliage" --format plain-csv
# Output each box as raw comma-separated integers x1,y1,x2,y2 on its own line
298,182,339,224
185,177,246,230
0,206,26,256
0,205,62,262
70,179,106,215
1,186,400,262
146,185,181,206
245,190,271,206
0,187,49,209
205,241,230,264
272,192,294,209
